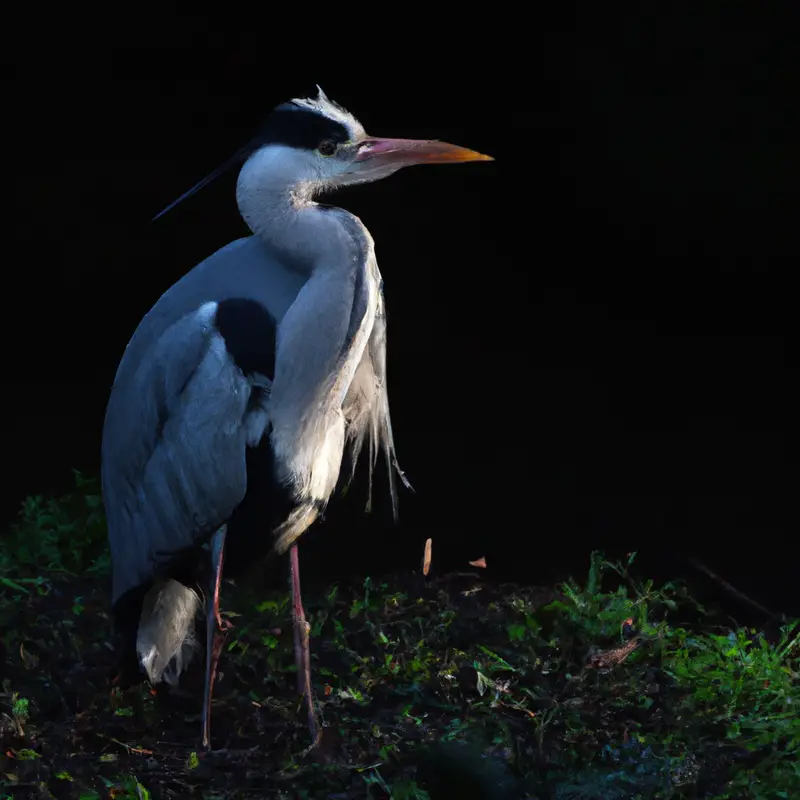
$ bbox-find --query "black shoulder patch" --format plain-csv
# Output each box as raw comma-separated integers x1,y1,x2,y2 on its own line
214,298,276,380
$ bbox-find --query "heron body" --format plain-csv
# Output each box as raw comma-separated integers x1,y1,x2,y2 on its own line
101,87,492,749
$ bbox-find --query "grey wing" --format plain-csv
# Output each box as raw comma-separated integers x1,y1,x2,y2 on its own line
102,304,262,605
342,287,411,520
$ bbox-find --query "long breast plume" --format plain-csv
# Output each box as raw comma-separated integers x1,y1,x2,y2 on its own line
342,292,412,519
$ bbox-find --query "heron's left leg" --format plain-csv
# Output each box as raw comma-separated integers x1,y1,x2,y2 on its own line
201,525,233,751
290,543,320,745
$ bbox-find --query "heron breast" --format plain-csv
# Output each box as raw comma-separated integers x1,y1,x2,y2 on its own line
307,411,346,504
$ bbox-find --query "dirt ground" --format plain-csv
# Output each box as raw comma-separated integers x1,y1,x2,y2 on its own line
1,563,796,799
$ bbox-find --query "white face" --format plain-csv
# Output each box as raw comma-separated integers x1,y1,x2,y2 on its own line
238,88,385,195
238,117,404,196
236,142,369,202
242,139,421,201
310,137,412,189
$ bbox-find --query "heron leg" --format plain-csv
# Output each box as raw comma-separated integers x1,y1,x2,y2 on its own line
290,543,319,744
201,525,232,751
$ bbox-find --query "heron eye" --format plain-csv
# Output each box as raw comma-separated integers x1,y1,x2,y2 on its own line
318,140,338,157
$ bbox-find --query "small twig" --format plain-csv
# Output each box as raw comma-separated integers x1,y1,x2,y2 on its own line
496,700,536,718
200,745,259,759
113,737,153,756
686,557,777,618
96,733,154,756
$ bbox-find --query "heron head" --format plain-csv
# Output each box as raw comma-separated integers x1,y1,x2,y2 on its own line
152,86,493,221
250,86,493,191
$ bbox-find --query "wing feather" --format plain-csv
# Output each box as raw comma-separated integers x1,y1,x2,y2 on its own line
102,306,259,605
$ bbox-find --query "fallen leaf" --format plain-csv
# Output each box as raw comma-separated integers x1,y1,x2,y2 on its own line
19,643,39,670
468,557,487,569
588,637,642,669
422,538,432,576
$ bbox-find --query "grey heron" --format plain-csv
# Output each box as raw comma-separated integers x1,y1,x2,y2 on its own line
101,86,493,751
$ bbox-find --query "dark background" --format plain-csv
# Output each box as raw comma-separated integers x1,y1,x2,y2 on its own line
7,9,796,617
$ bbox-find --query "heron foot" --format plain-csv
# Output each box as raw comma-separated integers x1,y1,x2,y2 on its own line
215,612,234,632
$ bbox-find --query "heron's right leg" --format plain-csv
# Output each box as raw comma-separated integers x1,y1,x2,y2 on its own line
201,525,232,751
290,543,320,745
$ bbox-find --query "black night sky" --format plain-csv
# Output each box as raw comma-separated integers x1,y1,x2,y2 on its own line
7,9,795,618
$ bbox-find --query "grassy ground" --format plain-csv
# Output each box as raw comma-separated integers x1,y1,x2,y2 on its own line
0,474,798,799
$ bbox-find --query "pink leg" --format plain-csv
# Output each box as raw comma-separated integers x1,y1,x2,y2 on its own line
290,543,319,744
201,526,233,751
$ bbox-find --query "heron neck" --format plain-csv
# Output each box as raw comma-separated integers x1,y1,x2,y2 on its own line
261,203,376,505
235,148,376,478
236,146,342,267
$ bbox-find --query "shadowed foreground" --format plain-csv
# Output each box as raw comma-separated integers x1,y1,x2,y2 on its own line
0,479,798,798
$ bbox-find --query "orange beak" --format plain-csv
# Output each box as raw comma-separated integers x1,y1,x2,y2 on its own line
355,136,494,167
